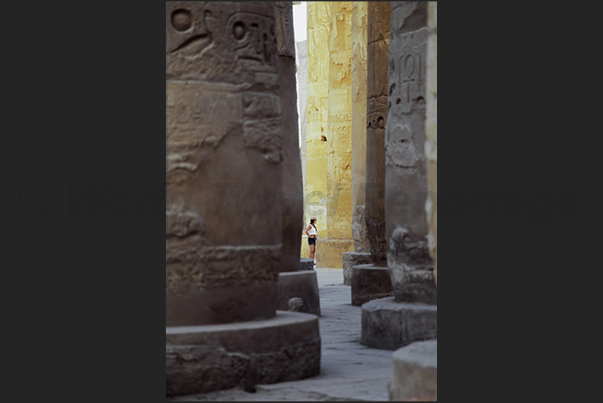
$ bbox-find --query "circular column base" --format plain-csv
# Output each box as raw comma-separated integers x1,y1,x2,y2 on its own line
389,340,437,401
166,311,321,397
361,297,437,350
351,264,393,306
342,252,372,285
277,271,321,315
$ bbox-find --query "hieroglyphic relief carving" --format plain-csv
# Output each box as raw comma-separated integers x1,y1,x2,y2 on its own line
167,2,278,79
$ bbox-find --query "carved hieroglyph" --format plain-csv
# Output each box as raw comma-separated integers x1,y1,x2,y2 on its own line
275,2,303,272
365,1,390,265
166,2,284,326
385,1,436,304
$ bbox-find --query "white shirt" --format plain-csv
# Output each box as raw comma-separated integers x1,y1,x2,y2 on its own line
307,224,317,236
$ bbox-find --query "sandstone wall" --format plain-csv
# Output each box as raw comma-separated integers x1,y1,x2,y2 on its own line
426,1,437,286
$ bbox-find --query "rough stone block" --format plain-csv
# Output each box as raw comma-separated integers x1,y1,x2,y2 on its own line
351,264,393,306
360,297,436,350
389,340,437,401
277,271,321,316
342,252,372,285
166,311,321,396
300,258,315,271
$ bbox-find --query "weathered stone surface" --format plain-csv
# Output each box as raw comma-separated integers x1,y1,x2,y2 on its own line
360,297,436,350
426,1,437,287
316,238,354,269
166,311,321,396
385,1,436,303
166,1,284,327
305,1,331,237
351,264,393,306
276,271,321,315
299,257,314,271
342,251,372,285
351,205,370,253
389,340,437,401
365,1,390,266
275,2,304,273
350,2,368,253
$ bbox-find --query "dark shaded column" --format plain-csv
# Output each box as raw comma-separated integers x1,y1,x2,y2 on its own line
385,1,436,304
365,1,391,266
166,1,284,327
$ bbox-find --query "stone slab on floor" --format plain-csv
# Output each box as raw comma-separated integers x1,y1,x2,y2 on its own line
351,264,394,306
389,339,437,401
169,268,394,401
361,297,437,351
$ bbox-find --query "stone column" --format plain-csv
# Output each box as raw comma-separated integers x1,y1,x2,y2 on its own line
275,2,303,273
350,1,369,254
275,2,320,316
166,1,283,327
365,1,390,267
305,1,331,241
349,2,393,303
166,2,319,395
360,1,436,351
321,1,355,269
426,1,437,288
385,1,436,305
389,4,437,400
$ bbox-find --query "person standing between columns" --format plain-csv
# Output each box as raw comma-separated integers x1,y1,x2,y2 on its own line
306,217,318,265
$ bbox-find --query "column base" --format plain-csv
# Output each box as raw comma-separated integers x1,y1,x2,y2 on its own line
277,271,321,315
389,340,437,401
351,264,393,306
361,297,437,350
342,252,372,285
166,311,321,396
299,257,314,271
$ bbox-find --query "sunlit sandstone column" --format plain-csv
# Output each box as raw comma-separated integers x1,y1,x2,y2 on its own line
305,1,331,240
350,1,369,253
320,1,355,269
342,1,371,285
166,2,320,395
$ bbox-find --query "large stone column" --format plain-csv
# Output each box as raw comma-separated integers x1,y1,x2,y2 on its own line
390,4,437,400
275,2,320,316
342,1,372,286
349,2,393,304
305,1,331,241
360,1,436,351
166,2,319,395
365,1,390,267
350,1,369,254
320,1,355,269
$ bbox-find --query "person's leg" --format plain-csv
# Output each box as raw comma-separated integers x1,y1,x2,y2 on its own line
309,245,315,260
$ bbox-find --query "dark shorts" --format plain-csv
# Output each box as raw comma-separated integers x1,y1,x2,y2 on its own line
308,236,316,246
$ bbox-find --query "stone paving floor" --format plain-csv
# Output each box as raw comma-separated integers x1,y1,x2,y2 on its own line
169,268,394,401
